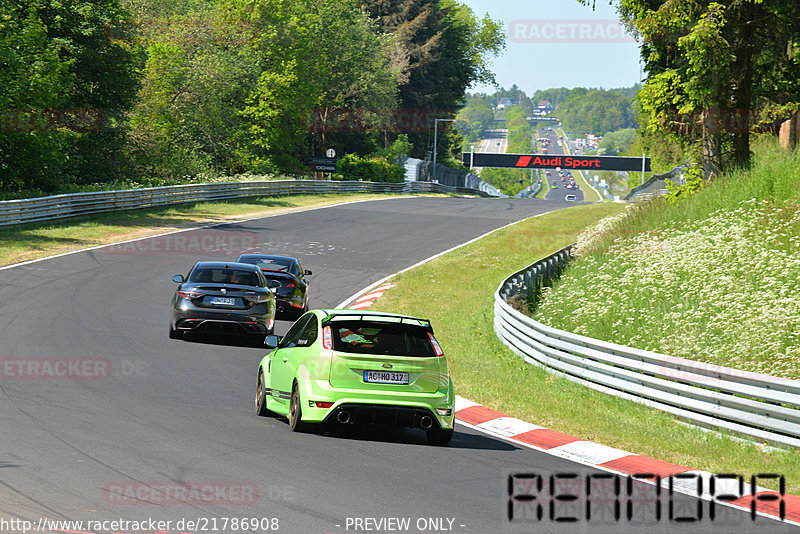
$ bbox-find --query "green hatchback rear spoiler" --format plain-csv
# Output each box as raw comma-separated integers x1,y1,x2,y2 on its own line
321,312,434,334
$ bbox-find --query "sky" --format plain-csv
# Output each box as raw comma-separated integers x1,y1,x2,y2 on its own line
459,0,643,95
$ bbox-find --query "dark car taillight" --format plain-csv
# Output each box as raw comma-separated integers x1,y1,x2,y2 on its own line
177,290,204,299
243,294,271,304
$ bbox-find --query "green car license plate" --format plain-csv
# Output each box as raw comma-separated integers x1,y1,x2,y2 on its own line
363,370,409,385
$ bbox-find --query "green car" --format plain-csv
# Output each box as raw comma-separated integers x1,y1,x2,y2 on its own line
254,309,455,444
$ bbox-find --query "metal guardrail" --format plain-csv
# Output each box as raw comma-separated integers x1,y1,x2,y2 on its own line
494,245,800,448
432,163,503,197
625,163,689,201
398,156,502,197
0,179,495,227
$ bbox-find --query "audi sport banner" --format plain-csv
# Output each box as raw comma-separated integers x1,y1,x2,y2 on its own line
463,152,650,172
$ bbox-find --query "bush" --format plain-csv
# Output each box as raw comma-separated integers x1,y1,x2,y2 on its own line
333,154,405,183
373,134,413,164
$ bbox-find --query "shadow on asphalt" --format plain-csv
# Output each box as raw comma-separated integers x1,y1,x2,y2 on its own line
175,332,269,349
290,422,518,451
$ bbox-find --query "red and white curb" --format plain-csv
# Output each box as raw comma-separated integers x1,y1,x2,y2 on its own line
348,283,397,309
454,396,800,525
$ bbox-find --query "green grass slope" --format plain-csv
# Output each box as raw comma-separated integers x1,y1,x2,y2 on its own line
533,138,800,379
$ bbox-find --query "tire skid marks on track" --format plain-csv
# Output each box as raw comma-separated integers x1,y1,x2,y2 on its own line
453,395,800,525
0,196,400,272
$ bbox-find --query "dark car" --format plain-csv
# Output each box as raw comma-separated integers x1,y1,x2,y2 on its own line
236,254,312,320
170,261,277,340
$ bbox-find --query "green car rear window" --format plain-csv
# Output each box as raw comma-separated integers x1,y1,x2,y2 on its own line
331,321,435,358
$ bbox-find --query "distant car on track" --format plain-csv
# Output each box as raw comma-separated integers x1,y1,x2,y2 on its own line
170,261,277,340
565,194,577,201
236,254,311,320
255,310,455,445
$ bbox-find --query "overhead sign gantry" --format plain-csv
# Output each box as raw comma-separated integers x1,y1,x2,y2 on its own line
462,152,651,172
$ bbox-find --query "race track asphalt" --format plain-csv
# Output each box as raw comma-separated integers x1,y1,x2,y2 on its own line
0,197,787,534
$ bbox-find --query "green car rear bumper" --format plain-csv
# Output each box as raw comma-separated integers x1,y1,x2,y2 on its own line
300,378,455,430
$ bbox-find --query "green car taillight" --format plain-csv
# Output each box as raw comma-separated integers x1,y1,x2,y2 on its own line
322,326,333,349
427,333,444,357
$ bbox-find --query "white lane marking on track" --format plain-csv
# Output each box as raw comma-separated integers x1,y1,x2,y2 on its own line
476,417,543,437
551,440,631,465
454,396,480,411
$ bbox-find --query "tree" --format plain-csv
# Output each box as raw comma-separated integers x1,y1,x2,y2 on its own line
0,5,71,192
599,128,637,155
0,0,140,193
589,0,800,176
363,0,505,159
558,88,638,135
478,104,533,196
455,93,494,145
126,5,260,178
531,87,571,108
223,0,400,173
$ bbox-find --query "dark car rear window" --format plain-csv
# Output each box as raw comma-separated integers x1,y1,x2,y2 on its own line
189,268,260,286
330,320,435,357
239,256,294,272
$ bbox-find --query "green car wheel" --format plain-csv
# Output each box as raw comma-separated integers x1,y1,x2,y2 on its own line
289,382,310,432
255,372,270,417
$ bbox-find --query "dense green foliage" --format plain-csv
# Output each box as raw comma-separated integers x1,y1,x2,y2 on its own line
479,104,533,196
363,0,504,161
454,94,494,146
0,0,504,196
0,0,141,193
333,154,405,182
586,0,800,176
558,88,638,135
599,128,637,155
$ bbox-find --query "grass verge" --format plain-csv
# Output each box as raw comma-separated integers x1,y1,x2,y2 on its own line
533,138,800,380
373,201,800,493
0,193,421,267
